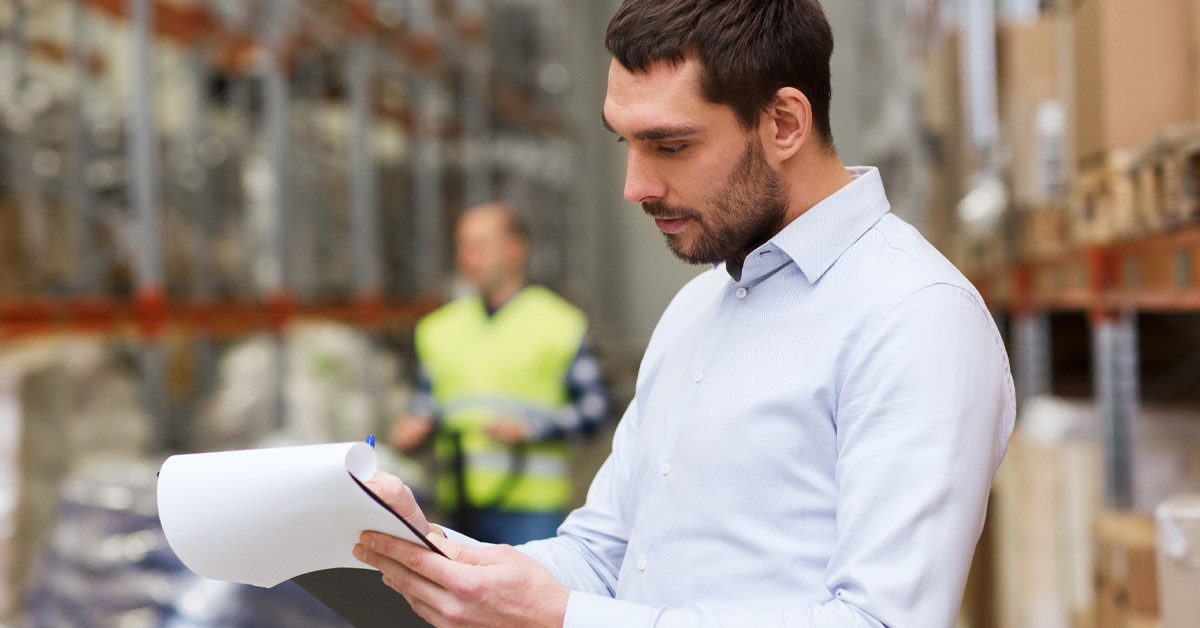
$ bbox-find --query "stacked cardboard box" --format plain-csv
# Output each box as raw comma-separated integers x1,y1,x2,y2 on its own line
920,29,971,258
1095,512,1159,628
1155,495,1200,628
993,399,1101,628
999,17,1064,208
1071,0,1196,164
992,398,1200,628
997,16,1074,258
1194,0,1200,113
1068,0,1197,245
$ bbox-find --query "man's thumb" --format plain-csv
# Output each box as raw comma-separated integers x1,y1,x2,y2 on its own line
427,533,492,565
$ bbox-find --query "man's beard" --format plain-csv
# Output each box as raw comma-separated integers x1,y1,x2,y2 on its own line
643,139,790,268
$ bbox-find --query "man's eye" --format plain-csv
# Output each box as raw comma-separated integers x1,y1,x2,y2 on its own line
657,144,685,155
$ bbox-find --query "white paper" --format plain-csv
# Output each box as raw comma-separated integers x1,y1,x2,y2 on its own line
157,442,428,588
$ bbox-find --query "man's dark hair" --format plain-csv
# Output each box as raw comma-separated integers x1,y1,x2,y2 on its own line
463,202,531,245
606,0,835,145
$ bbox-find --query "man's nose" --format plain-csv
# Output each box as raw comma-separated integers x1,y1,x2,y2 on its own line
623,150,665,205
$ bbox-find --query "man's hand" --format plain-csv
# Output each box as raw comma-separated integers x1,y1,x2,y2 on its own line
485,418,530,445
390,415,436,453
354,532,569,628
363,472,431,537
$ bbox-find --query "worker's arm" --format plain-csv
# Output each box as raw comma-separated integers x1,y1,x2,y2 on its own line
514,338,611,442
390,366,438,452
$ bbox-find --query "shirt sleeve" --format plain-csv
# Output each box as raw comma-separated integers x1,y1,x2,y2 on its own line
544,283,1016,628
408,364,438,421
524,335,611,441
517,397,639,596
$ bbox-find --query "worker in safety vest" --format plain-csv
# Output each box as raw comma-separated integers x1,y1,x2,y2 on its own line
390,203,609,545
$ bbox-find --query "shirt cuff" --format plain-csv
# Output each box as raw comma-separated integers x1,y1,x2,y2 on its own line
564,591,658,628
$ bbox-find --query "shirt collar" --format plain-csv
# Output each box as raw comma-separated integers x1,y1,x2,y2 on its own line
756,166,891,284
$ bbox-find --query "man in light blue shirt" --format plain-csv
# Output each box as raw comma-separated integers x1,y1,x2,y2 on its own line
353,1,1016,626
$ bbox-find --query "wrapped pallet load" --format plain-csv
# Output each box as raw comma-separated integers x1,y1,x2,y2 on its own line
994,397,1200,628
1155,495,1200,628
0,339,152,621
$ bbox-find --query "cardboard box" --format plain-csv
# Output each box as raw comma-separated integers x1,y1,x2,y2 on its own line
1194,0,1200,114
920,31,972,254
1071,151,1138,244
992,399,1200,628
995,434,1102,628
999,18,1066,206
1072,0,1196,164
1095,512,1160,628
1155,495,1200,628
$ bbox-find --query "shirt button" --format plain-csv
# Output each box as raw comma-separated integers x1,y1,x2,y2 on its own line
692,371,704,383
660,462,671,476
735,287,749,299
637,559,647,571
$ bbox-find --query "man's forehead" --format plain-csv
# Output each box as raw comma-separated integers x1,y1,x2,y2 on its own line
606,58,700,102
603,58,714,133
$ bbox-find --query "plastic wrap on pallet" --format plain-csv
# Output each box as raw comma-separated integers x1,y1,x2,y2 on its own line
195,322,412,448
22,458,348,628
193,322,428,497
994,397,1200,628
0,367,20,618
0,339,153,621
1155,494,1200,628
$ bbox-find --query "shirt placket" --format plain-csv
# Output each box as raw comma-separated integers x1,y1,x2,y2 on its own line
625,284,745,586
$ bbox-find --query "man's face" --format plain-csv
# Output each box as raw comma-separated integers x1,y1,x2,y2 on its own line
603,58,790,265
455,211,523,291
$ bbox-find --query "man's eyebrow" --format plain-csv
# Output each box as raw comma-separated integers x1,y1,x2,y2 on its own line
634,126,699,141
600,113,698,141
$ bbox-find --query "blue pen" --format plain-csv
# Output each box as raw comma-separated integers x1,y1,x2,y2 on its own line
366,434,376,448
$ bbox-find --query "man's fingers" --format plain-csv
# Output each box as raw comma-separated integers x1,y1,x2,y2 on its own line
356,543,452,611
362,531,464,588
425,531,467,561
426,532,498,567
362,475,427,533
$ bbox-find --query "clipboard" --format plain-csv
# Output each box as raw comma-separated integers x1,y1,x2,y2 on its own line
158,442,449,595
286,474,445,627
291,568,431,627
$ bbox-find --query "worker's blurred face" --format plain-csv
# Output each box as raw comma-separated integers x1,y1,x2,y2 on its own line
603,58,790,265
455,210,526,291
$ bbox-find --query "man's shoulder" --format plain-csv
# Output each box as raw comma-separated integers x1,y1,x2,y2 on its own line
855,214,984,306
417,296,477,333
520,285,586,320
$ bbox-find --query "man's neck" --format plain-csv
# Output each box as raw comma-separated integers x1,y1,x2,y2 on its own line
780,150,855,226
723,150,855,276
483,276,527,312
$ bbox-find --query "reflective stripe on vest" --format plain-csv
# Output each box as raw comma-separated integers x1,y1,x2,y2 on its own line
416,286,586,512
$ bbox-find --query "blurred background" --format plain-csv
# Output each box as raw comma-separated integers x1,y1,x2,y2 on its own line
0,0,1198,626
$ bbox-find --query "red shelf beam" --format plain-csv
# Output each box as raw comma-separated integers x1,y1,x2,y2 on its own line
0,296,440,341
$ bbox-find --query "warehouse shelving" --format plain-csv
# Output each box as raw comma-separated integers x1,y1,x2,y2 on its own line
970,221,1200,512
0,0,584,450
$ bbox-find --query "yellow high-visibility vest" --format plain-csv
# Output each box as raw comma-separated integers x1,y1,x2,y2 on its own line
415,285,586,513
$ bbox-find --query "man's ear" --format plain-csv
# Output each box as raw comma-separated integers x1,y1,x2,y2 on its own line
509,238,530,271
759,87,812,163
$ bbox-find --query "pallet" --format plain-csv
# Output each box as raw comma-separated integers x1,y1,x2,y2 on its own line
1131,141,1170,234
1158,123,1200,228
1072,151,1139,245
1018,202,1072,260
